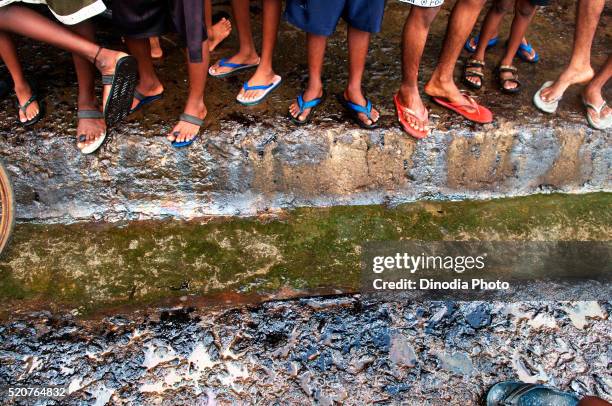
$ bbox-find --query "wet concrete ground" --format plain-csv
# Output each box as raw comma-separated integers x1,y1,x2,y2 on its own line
0,2,610,223
0,297,610,405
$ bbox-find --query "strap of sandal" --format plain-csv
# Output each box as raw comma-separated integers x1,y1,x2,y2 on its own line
346,99,373,120
102,75,114,85
77,110,104,119
583,100,607,115
179,113,204,127
18,94,37,113
465,69,485,78
297,94,322,113
466,59,485,68
499,65,518,74
134,90,146,101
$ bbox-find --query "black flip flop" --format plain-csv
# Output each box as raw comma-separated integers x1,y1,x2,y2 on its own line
15,92,44,127
101,53,138,128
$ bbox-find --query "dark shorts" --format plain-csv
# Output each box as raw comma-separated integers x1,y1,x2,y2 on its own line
285,0,386,36
112,0,207,63
529,0,550,5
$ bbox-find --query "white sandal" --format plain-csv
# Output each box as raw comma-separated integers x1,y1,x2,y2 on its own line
583,99,611,130
533,81,562,114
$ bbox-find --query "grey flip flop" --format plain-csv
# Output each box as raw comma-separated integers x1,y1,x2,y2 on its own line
77,110,107,155
583,99,611,130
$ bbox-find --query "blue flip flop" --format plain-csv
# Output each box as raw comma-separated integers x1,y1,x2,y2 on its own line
339,94,379,129
171,113,204,148
517,42,539,63
290,91,325,125
208,57,260,79
236,75,282,106
464,35,500,53
130,89,163,114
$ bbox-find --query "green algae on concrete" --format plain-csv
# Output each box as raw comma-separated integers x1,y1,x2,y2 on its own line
0,193,610,315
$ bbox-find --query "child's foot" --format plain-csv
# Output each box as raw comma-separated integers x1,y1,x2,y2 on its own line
14,83,40,124
94,48,135,113
209,52,259,76
208,18,232,52
150,37,163,59
343,87,380,127
76,104,106,151
289,84,323,122
582,85,611,128
131,82,164,111
238,68,279,103
398,85,428,133
167,102,207,144
540,65,595,103
517,37,536,62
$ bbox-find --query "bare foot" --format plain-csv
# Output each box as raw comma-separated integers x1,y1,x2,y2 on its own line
167,102,207,144
289,84,323,122
343,88,380,127
150,37,163,59
398,85,428,132
238,68,279,102
209,52,259,76
425,75,480,113
14,83,40,123
76,104,106,150
208,18,232,52
540,65,595,103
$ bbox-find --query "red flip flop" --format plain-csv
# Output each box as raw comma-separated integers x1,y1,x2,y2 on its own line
432,93,493,124
394,93,429,139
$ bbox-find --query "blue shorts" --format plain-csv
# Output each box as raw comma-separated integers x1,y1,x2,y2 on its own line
285,0,386,36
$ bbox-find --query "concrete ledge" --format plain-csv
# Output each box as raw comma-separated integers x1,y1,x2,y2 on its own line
0,119,609,223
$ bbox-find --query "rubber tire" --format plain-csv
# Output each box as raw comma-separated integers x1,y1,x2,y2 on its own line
0,160,15,258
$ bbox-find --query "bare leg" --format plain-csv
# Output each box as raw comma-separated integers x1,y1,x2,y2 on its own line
0,32,40,122
239,0,281,101
68,21,106,150
149,37,163,59
206,0,232,52
289,34,326,121
344,25,379,126
167,43,210,143
582,55,612,125
0,5,133,112
467,0,513,88
398,6,440,132
124,38,164,111
498,0,537,91
425,0,488,106
209,0,258,75
540,0,604,102
578,396,612,406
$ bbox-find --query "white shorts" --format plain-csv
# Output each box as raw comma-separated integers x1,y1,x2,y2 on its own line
398,0,444,7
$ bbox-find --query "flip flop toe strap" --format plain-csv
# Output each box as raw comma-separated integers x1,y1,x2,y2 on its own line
243,82,274,91
18,94,37,113
77,110,104,119
346,99,374,120
297,94,322,114
134,89,146,101
101,75,114,85
584,100,607,115
179,113,204,127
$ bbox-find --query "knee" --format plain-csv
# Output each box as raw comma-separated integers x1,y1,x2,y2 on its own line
515,0,536,18
493,0,514,14
413,7,440,27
